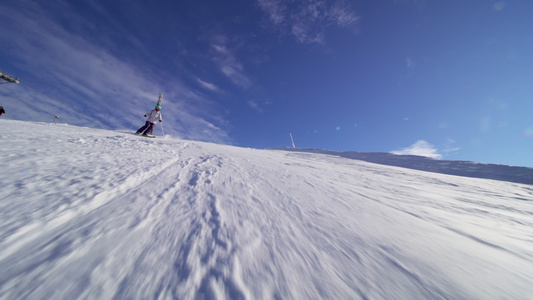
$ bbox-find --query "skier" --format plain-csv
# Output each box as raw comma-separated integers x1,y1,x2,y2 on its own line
0,106,5,116
136,105,162,136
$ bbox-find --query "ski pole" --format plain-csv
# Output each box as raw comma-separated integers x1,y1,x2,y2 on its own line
160,121,165,136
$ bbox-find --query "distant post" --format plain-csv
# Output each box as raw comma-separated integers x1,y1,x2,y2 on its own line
289,132,295,148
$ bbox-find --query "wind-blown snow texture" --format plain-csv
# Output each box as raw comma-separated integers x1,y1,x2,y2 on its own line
1,120,532,299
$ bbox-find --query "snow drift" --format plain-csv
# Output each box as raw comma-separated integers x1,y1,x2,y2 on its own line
0,120,532,299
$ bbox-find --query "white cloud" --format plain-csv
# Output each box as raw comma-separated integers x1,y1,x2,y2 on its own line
391,140,442,159
257,0,286,25
247,100,264,113
329,1,360,27
292,23,325,44
443,138,460,154
257,0,359,44
196,78,221,92
211,39,252,89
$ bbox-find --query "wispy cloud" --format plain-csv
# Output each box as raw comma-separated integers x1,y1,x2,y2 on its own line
196,78,221,93
258,0,359,44
292,22,325,44
247,98,273,113
329,1,360,27
211,37,252,89
406,57,415,69
257,0,287,25
442,139,460,154
248,100,263,113
391,140,442,159
0,1,231,143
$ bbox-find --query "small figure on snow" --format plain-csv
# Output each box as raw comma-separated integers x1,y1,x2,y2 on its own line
0,106,5,116
136,105,162,136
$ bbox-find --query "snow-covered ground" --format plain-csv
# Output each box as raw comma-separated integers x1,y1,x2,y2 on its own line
1,120,532,300
270,147,533,185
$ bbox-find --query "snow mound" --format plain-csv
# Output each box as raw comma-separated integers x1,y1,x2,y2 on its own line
1,120,532,299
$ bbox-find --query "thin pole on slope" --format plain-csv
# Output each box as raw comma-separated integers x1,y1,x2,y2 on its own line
289,132,296,148
160,121,165,136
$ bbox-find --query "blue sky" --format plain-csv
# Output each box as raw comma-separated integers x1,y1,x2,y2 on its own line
1,0,533,167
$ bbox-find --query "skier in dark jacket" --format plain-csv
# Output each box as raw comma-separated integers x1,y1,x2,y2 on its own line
136,106,162,136
0,106,5,116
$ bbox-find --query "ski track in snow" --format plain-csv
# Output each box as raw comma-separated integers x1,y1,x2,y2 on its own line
0,120,532,299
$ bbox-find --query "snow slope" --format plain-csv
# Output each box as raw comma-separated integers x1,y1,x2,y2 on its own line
269,147,533,185
1,120,532,300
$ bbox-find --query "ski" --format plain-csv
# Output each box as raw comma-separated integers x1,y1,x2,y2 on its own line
133,132,156,138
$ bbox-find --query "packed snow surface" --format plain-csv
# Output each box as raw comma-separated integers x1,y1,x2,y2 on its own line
1,120,532,299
